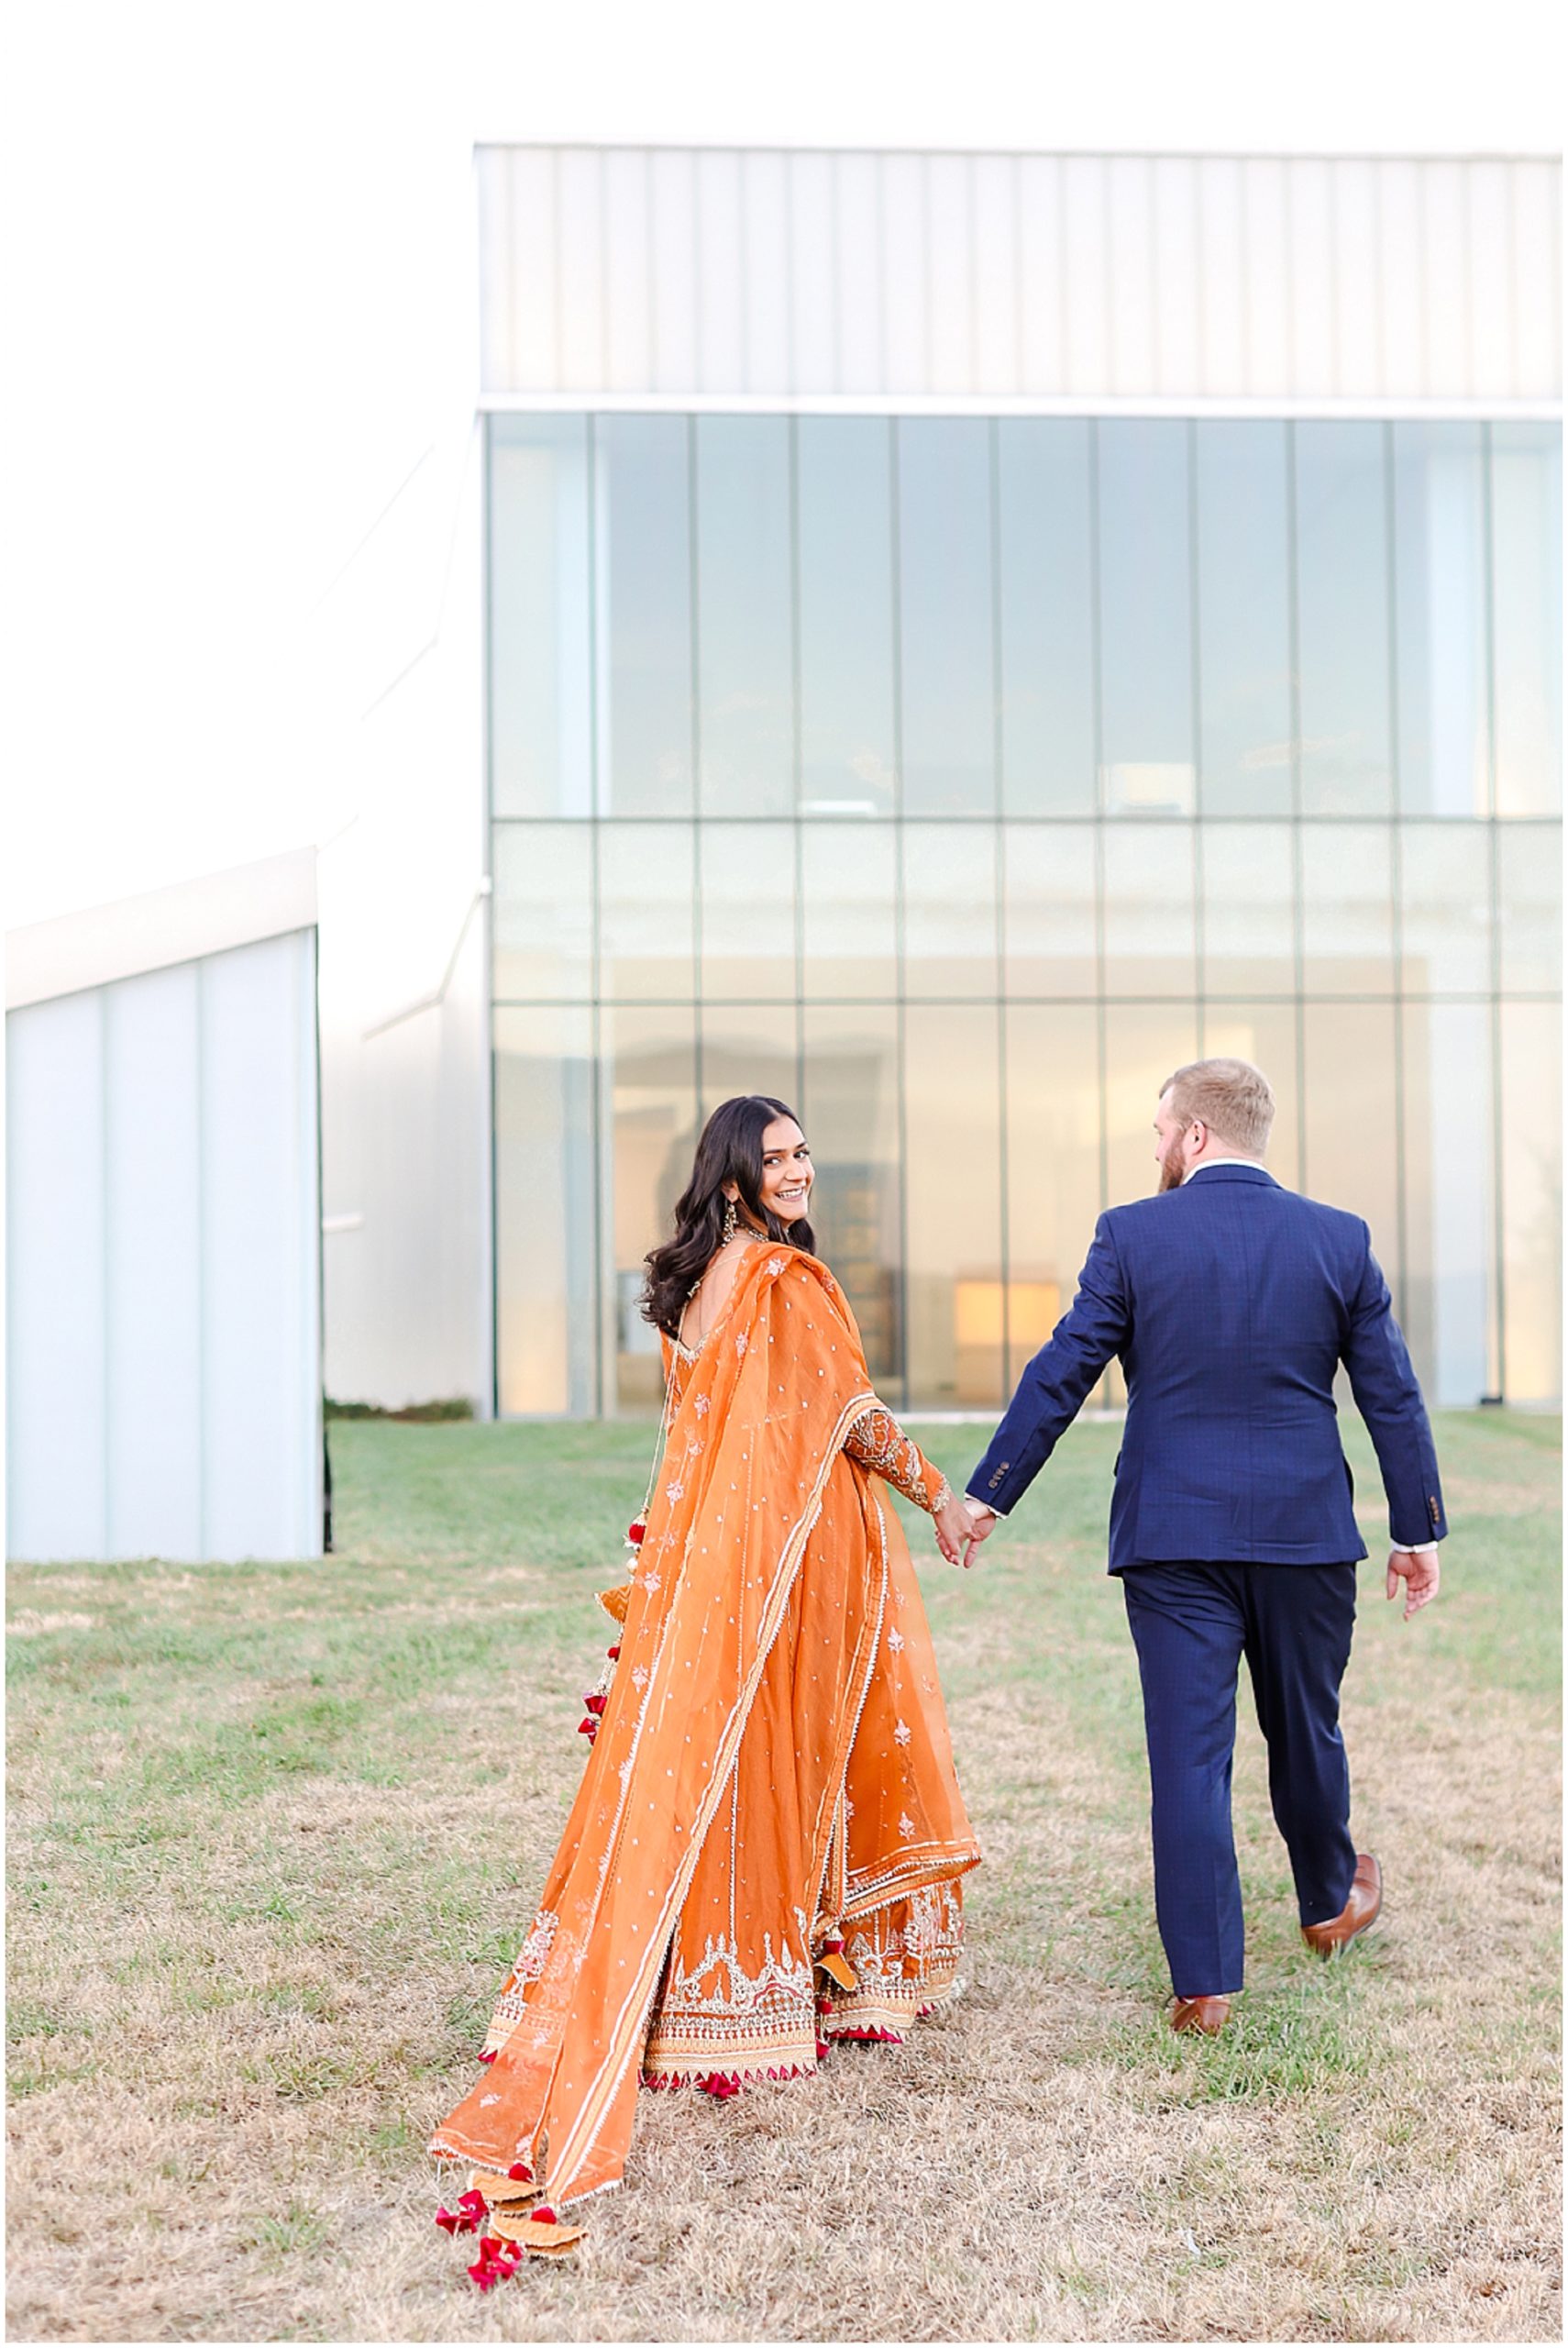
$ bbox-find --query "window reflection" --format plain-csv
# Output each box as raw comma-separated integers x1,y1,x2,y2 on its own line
998,421,1097,814
897,420,997,814
606,1007,699,1412
700,823,797,999
1491,424,1562,817
1004,1005,1103,1391
598,415,694,816
801,824,898,997
801,1007,902,1387
904,1005,1004,1407
1002,825,1097,997
901,825,999,997
1401,1002,1495,1405
1303,1002,1401,1277
1296,423,1395,814
495,1007,596,1414
1399,825,1492,996
1393,423,1487,815
1102,824,1197,997
598,824,696,999
492,825,593,1000
1104,1006,1200,1208
698,1006,800,1124
1098,421,1196,814
1301,825,1396,995
696,417,793,814
1497,825,1562,996
1500,1002,1562,1401
491,416,591,816
1196,423,1293,815
1201,1007,1302,1190
1201,825,1295,995
798,419,897,814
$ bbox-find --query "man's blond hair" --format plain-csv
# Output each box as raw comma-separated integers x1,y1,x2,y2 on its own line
1161,1058,1275,1156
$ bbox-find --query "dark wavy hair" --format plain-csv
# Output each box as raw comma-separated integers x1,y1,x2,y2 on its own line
642,1095,817,1338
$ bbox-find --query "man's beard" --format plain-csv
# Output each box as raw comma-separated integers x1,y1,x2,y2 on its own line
1157,1135,1187,1193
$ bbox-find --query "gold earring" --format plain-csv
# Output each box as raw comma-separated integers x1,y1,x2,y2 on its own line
721,1198,739,1244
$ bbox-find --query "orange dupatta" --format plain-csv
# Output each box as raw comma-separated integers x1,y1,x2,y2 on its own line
431,1245,978,2217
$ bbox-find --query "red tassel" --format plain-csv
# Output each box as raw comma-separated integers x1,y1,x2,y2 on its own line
578,1718,597,1737
815,2038,830,2061
626,1520,646,1546
478,2049,497,2064
608,1644,621,1660
507,2161,533,2183
583,1692,606,1716
534,2204,558,2224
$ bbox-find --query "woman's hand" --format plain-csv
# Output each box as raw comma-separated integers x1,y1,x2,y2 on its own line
934,1489,977,1568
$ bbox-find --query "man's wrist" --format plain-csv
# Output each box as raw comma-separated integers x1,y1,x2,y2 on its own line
1391,1540,1438,1556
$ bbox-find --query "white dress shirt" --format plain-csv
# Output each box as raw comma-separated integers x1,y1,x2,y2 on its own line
1183,1151,1436,1555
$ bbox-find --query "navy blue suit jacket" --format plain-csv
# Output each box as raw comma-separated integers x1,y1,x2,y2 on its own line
967,1163,1447,1570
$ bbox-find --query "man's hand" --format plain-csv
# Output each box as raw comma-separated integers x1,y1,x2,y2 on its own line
1386,1546,1441,1620
933,1490,977,1567
960,1498,999,1570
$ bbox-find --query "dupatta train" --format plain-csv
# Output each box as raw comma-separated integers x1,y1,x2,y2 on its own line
431,1245,979,2239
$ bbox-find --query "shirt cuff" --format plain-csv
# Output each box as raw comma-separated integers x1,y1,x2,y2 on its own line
965,1490,1006,1518
1391,1539,1439,1555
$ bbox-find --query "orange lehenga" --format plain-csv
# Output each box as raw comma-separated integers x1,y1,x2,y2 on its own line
431,1244,980,2260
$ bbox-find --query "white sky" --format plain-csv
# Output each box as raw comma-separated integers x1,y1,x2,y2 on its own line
3,0,1562,929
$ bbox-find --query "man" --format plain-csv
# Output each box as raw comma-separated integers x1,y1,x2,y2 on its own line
962,1058,1445,2035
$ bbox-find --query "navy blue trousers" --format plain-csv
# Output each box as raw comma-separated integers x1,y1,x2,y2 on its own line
1121,1561,1359,1999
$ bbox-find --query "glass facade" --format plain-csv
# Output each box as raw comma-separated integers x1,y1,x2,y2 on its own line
488,414,1562,1417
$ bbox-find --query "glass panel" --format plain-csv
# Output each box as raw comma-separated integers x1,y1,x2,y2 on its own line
1497,824,1562,994
1392,422,1487,815
1201,824,1295,995
492,825,592,999
1198,1006,1302,1191
901,825,999,998
998,420,1097,814
801,822,898,998
897,420,996,814
1004,1005,1104,1394
494,1007,596,1413
1102,823,1197,998
1300,824,1395,995
904,1005,1004,1407
1295,422,1394,814
797,418,896,815
698,1005,799,1123
1195,422,1293,815
596,415,693,816
598,823,695,999
1301,1003,1400,1277
490,416,592,817
1098,421,1196,814
1103,1005,1200,1208
1491,423,1562,817
1500,1001,1562,1401
700,823,797,999
1398,825,1492,997
1002,824,1097,997
1401,1002,1495,1405
695,416,794,815
800,1007,902,1389
605,1007,699,1413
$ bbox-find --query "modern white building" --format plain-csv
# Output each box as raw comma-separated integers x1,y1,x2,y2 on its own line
309,148,1561,1422
6,853,324,1561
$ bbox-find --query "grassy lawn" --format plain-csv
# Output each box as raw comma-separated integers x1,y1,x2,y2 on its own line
6,1411,1561,2342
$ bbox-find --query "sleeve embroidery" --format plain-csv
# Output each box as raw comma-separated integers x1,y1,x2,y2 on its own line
844,1404,952,1516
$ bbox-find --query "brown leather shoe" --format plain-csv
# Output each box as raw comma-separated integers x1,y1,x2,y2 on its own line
1170,1995,1231,2035
1302,1853,1382,1955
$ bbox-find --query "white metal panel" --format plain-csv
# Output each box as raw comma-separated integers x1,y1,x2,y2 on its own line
6,992,107,1560
742,149,790,393
104,964,203,1559
604,148,652,393
199,932,319,1562
648,148,698,393
834,150,884,393
476,146,1562,405
788,149,836,393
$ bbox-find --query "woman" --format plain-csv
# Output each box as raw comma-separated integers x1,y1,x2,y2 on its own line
431,1097,981,2271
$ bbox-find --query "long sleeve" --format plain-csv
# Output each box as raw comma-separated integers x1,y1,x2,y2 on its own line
1341,1228,1447,1547
845,1404,953,1516
966,1211,1132,1516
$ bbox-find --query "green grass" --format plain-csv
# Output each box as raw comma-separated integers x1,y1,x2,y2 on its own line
6,1409,1561,2342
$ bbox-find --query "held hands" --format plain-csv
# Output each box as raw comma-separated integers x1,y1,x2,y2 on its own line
933,1490,974,1567
1386,1546,1441,1620
958,1497,998,1570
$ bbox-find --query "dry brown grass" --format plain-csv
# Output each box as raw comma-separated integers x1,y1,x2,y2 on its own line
6,1412,1561,2342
